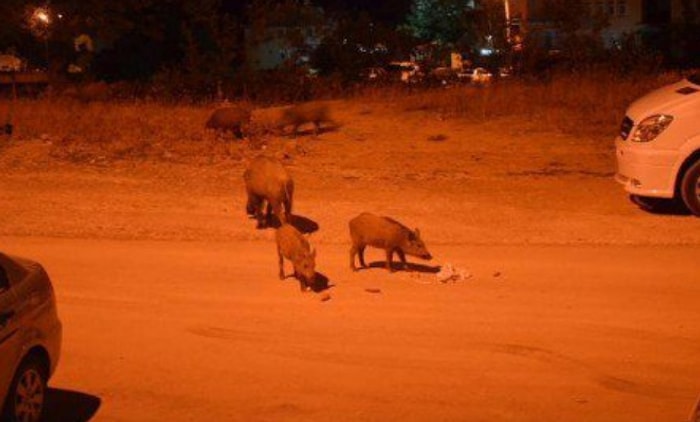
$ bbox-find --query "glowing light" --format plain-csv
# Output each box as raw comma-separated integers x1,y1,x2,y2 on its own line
35,9,50,24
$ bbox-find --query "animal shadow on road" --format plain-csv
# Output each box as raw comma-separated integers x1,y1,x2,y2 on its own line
311,271,333,293
252,214,319,234
44,388,101,421
289,214,319,234
365,261,441,273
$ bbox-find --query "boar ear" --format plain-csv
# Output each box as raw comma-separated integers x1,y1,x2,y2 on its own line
414,228,421,238
310,247,316,258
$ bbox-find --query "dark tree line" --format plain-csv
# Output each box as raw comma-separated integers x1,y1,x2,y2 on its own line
1,0,697,99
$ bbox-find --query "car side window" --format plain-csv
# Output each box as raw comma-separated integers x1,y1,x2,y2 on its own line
0,265,9,292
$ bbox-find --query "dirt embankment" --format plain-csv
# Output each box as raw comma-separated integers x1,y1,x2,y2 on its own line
0,98,698,246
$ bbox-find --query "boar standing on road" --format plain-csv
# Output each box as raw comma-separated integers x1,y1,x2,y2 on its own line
349,212,432,272
243,155,294,228
276,223,317,291
206,106,252,139
277,101,334,137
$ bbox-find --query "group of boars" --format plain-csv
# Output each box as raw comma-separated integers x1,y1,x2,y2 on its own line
211,101,434,292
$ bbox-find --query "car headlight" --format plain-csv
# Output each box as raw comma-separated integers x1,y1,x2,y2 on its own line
630,114,673,142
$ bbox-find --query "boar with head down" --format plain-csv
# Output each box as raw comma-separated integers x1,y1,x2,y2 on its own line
349,212,432,272
276,223,317,291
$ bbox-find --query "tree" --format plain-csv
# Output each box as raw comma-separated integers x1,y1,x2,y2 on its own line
49,0,240,94
404,0,474,44
246,0,326,64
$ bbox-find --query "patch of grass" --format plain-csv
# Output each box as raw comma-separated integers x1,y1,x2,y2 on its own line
0,70,689,165
397,70,682,137
2,98,254,164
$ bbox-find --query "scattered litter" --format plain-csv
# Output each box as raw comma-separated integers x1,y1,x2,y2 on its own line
365,288,382,294
436,263,472,283
493,271,502,278
319,293,331,302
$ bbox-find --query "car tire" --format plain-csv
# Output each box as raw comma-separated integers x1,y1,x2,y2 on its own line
629,194,686,214
1,355,47,422
680,159,700,216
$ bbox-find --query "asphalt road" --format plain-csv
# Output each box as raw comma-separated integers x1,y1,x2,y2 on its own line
3,237,699,422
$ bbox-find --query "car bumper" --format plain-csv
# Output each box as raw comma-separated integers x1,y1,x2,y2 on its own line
615,138,678,198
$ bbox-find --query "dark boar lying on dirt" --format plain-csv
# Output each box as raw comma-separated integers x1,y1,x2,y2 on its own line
243,155,294,228
277,101,334,137
206,105,252,139
349,212,432,272
276,223,317,291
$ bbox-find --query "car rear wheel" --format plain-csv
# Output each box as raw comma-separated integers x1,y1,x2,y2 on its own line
1,356,47,422
680,159,700,216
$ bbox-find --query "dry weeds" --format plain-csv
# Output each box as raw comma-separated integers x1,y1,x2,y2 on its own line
0,71,684,164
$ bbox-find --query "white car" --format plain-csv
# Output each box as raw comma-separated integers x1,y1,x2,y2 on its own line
1,253,62,422
615,72,700,215
457,67,493,84
387,61,423,84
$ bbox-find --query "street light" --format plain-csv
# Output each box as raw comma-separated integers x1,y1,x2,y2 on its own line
29,6,52,71
35,9,50,24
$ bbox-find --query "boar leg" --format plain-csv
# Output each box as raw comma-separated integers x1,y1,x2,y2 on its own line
255,199,267,228
270,200,285,225
397,250,409,271
358,246,367,268
247,193,265,218
349,245,358,271
385,249,395,272
245,194,258,216
233,125,243,139
265,201,275,226
277,248,285,280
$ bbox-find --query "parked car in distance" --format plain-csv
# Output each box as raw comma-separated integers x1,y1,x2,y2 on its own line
615,72,700,216
1,252,62,422
386,61,423,84
457,67,493,84
0,55,25,73
359,66,387,82
428,66,458,86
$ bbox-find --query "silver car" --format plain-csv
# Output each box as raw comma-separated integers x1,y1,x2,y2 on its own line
0,253,62,422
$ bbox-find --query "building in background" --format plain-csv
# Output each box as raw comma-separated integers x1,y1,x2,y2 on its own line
507,0,692,48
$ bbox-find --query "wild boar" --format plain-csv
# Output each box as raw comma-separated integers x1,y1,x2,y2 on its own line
243,155,294,228
349,212,432,272
276,223,317,291
277,101,334,137
206,106,252,139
